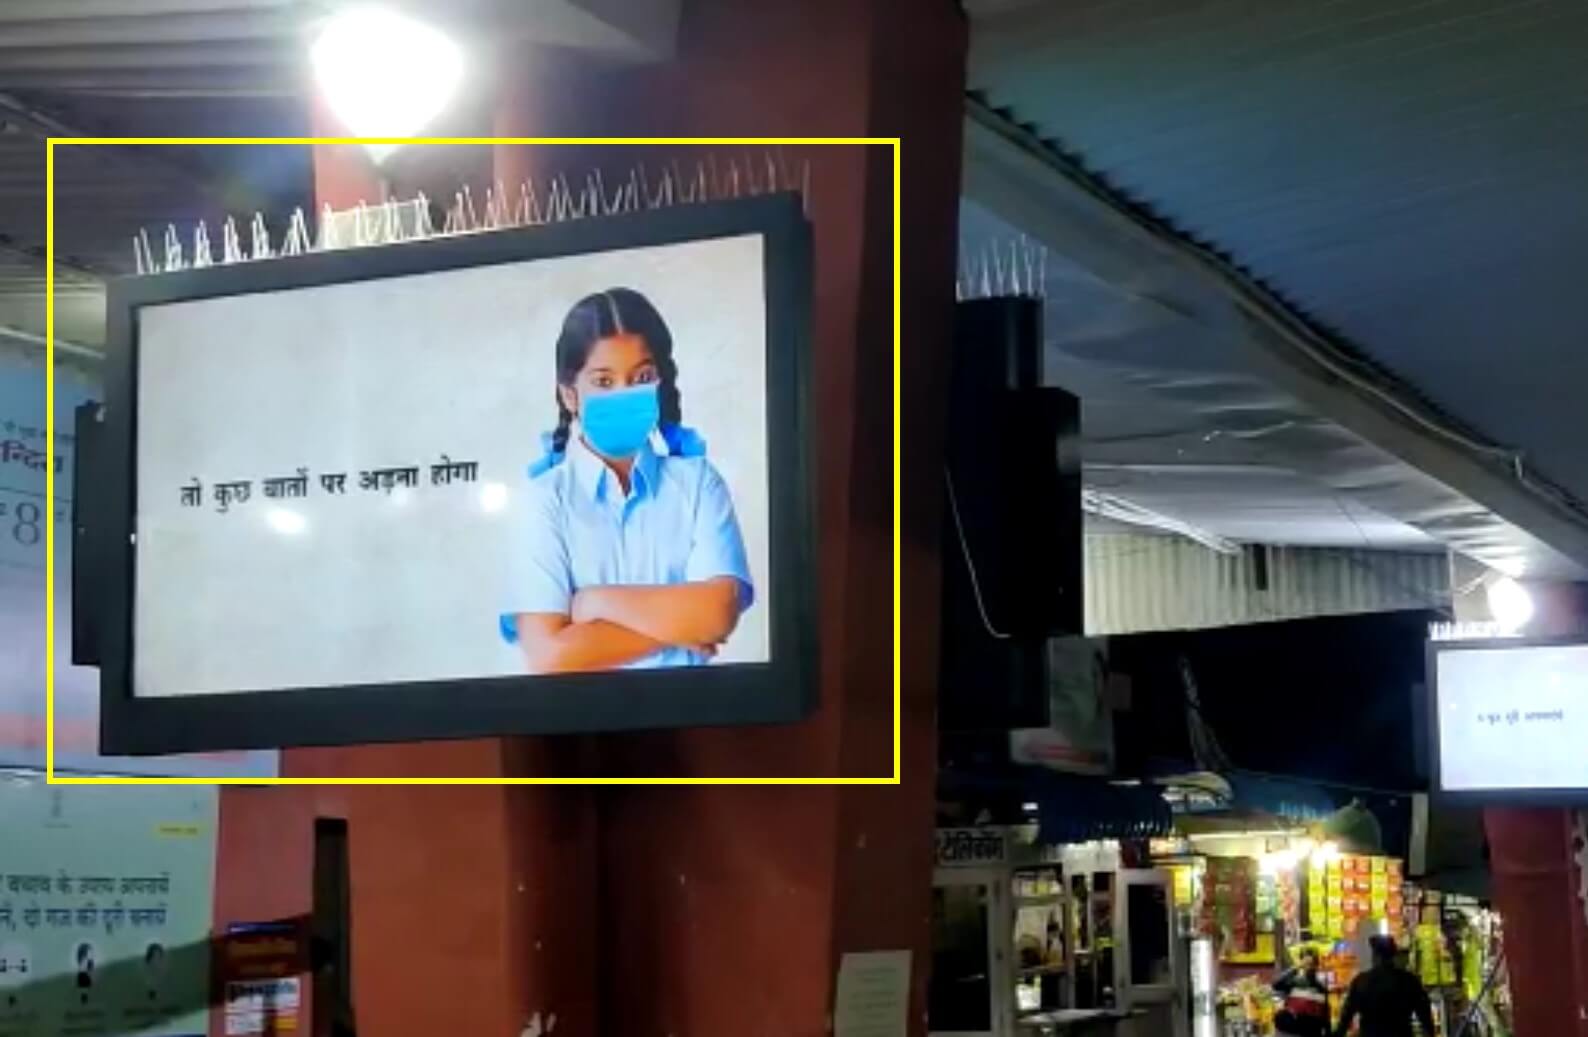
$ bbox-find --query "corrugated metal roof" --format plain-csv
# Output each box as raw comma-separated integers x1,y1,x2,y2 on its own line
969,0,1588,512
1084,532,1450,634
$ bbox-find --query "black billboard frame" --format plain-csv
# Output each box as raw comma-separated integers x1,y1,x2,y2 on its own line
94,193,817,756
1426,634,1588,806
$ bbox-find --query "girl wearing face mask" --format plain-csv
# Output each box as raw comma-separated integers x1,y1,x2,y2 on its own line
500,288,754,673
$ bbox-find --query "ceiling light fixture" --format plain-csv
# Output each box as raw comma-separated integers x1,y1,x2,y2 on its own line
310,5,465,163
1486,575,1535,635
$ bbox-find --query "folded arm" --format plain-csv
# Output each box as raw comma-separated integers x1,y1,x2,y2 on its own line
572,577,744,648
514,613,670,674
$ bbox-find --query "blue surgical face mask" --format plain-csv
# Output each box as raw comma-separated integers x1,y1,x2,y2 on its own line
580,383,660,459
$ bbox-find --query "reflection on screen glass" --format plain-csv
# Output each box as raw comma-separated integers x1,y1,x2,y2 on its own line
929,885,992,1032
132,235,774,697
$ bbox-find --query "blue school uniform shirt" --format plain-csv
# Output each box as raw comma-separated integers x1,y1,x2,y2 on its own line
501,435,754,668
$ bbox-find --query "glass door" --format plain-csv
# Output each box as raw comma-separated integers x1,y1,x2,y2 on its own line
929,868,1010,1037
1113,869,1187,1037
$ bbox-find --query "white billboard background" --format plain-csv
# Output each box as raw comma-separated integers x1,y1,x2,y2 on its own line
135,233,770,697
1436,642,1588,792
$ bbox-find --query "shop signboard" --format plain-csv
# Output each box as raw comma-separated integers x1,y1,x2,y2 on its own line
0,345,276,777
0,777,218,1037
935,828,1008,869
92,194,816,754
1009,637,1115,776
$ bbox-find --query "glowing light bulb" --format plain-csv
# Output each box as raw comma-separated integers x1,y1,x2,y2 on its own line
1486,576,1535,635
311,6,465,162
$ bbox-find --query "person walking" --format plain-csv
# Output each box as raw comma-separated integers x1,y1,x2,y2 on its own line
1335,936,1438,1037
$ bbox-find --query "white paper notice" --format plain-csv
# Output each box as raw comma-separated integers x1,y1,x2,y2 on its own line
834,950,911,1037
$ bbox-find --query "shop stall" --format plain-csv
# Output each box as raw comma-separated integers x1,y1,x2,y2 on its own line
929,816,1510,1037
929,826,1184,1037
1404,886,1510,1037
1152,829,1406,1036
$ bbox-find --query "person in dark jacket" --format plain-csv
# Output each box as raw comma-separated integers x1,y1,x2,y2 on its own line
1274,946,1332,1037
1335,936,1437,1037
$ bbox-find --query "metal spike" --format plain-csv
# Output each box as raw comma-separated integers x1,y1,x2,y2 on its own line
353,201,371,247
489,187,503,228
553,175,573,222
293,208,314,254
192,222,213,268
728,158,743,198
222,217,243,263
979,251,991,298
670,161,691,204
382,197,402,243
132,234,148,276
164,224,186,271
521,180,540,225
138,227,157,274
463,185,478,231
636,166,652,211
414,192,434,239
551,177,565,222
764,151,777,194
280,214,302,257
707,153,722,201
544,177,561,223
693,161,709,204
623,168,641,212
657,165,677,208
317,204,337,251
578,174,597,219
578,173,593,217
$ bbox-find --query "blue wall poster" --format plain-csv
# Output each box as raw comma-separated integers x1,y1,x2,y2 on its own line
0,777,218,1037
0,344,276,777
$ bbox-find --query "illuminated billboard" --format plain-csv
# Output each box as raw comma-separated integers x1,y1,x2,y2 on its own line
1430,637,1588,802
90,195,815,753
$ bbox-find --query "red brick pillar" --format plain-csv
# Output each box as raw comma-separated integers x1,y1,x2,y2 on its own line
214,2,964,1033
492,2,966,1033
1484,809,1588,1037
210,110,602,1037
1478,580,1588,1037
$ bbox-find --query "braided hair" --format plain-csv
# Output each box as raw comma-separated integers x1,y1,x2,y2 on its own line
551,288,683,455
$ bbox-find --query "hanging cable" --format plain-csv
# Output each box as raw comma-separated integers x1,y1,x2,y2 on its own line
943,467,1012,640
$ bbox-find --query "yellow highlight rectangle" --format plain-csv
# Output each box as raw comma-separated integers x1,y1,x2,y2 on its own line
46,136,901,787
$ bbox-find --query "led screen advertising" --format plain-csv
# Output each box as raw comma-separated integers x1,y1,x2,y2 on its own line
1430,637,1588,802
90,195,815,754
